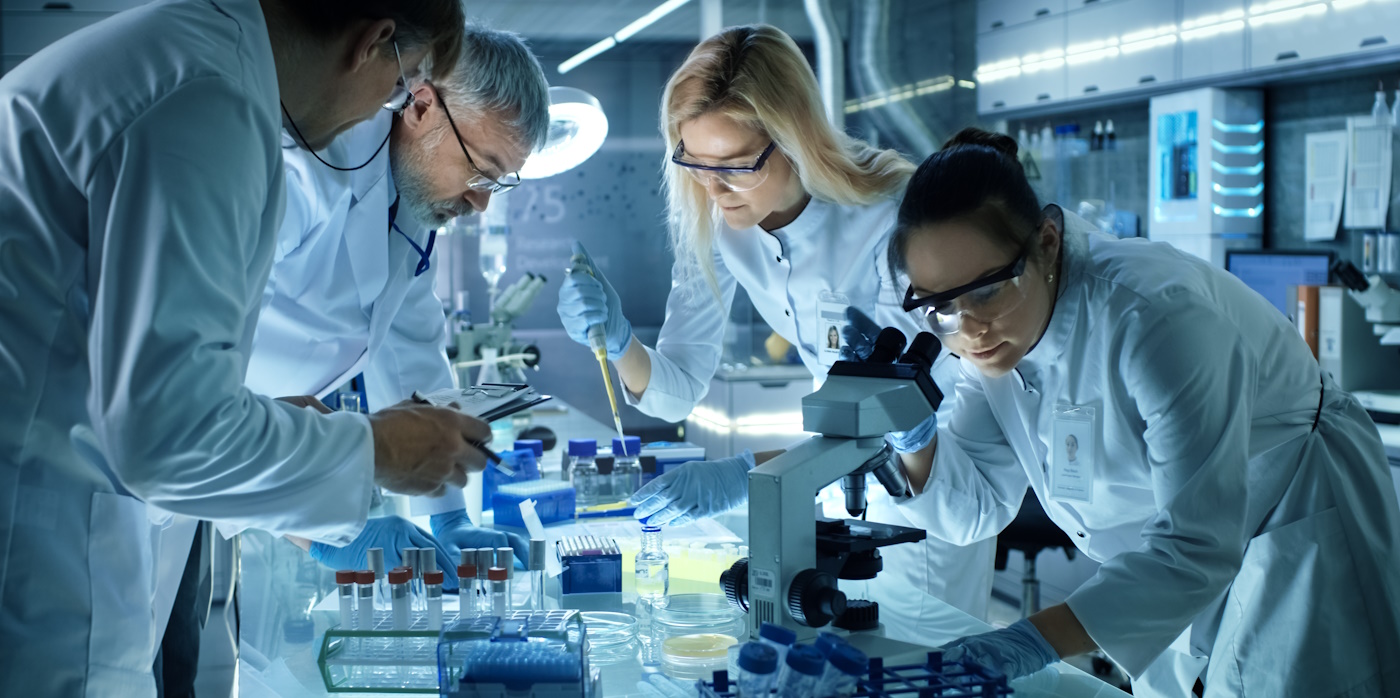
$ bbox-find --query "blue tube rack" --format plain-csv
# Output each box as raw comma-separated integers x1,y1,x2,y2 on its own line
697,651,1014,697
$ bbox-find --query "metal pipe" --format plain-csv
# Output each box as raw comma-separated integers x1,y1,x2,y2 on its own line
803,0,844,128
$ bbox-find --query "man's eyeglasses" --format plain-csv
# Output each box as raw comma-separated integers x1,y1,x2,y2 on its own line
436,94,522,193
383,41,415,113
671,140,778,192
902,245,1031,336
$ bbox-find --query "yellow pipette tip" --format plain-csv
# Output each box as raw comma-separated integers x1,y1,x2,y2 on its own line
594,348,626,443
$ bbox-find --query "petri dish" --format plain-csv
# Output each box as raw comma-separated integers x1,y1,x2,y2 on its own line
580,611,637,649
661,633,738,680
653,594,744,638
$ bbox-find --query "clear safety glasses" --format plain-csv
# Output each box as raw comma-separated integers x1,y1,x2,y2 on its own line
383,41,415,113
671,141,778,192
902,248,1030,336
437,95,523,193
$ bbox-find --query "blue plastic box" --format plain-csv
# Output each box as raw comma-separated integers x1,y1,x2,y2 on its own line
481,449,541,509
491,480,575,528
557,536,622,595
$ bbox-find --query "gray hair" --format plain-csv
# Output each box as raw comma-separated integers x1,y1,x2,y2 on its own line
429,23,550,152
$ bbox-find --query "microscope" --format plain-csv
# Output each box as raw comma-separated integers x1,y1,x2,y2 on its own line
721,328,943,641
451,272,547,385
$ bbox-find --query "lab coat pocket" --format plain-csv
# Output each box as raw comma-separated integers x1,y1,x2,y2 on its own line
86,491,159,694
1208,507,1380,698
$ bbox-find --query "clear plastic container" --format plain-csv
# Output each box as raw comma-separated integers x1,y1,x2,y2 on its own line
735,641,779,697
819,643,868,697
654,594,745,640
661,633,738,680
635,525,670,608
612,435,642,499
774,644,824,698
568,439,599,507
758,622,797,669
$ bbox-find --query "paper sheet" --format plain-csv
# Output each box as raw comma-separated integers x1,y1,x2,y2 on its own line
1305,130,1347,241
1344,117,1394,230
420,384,543,420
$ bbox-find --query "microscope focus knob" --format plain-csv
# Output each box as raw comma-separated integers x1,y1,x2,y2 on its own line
787,569,847,628
720,558,750,613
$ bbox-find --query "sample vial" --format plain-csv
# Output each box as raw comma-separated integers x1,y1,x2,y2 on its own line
775,644,824,698
488,567,509,616
758,623,796,669
457,560,478,616
820,644,869,698
354,570,375,629
424,570,444,630
814,631,846,658
335,570,357,629
612,436,642,500
735,641,779,697
528,538,547,611
634,524,670,608
568,438,599,507
367,548,389,611
389,569,412,630
475,548,494,613
338,392,361,413
496,547,515,607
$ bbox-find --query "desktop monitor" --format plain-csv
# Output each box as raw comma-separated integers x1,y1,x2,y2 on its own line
1225,250,1332,316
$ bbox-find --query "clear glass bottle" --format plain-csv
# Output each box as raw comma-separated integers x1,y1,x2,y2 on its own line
354,570,375,630
634,524,670,608
424,571,444,630
335,570,356,629
612,436,642,501
488,567,508,616
568,439,599,507
528,538,547,611
389,569,412,630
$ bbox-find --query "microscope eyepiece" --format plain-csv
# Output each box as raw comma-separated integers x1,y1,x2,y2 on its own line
898,332,942,371
867,327,908,364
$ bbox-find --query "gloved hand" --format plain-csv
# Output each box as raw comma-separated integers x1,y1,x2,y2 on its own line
309,516,460,590
557,241,633,360
941,618,1059,680
629,451,756,527
839,306,884,362
430,509,529,570
889,412,938,453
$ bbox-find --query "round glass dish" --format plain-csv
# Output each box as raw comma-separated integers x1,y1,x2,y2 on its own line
580,611,637,649
661,633,738,680
653,594,744,639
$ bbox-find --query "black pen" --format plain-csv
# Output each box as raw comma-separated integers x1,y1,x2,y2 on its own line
411,391,512,473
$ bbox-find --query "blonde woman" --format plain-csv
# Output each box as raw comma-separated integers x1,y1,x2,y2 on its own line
556,25,995,619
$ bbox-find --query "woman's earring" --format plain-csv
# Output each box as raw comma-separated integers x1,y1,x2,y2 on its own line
1047,272,1055,284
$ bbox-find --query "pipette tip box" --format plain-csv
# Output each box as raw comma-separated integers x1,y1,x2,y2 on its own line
556,535,622,595
492,480,575,528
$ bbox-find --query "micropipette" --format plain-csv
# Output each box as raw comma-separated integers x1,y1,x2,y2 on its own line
567,253,627,443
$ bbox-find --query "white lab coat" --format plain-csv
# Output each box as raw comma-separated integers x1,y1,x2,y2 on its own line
631,196,996,619
898,207,1400,696
0,1,374,695
244,111,464,515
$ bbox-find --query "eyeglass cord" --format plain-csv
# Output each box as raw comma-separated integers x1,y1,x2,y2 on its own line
280,101,392,172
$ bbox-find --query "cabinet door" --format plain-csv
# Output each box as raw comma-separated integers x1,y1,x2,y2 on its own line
977,0,1069,33
977,16,1068,113
1249,2,1349,67
1179,0,1247,80
1,11,111,56
1326,0,1400,59
1065,0,1177,97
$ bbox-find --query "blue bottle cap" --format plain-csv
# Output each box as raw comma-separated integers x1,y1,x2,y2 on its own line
513,439,544,458
611,435,642,456
737,641,779,675
784,644,826,676
827,644,869,676
758,622,797,647
814,631,847,657
567,438,597,457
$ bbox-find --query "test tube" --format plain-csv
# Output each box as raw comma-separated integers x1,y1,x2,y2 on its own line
408,548,426,611
775,644,824,698
496,547,514,607
335,571,357,629
819,644,869,698
424,570,444,630
354,570,375,629
457,560,477,618
475,548,494,613
488,567,508,616
389,569,412,630
735,641,779,697
367,548,388,611
528,538,546,611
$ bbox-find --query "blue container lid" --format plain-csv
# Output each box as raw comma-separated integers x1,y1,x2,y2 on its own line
784,644,825,676
758,622,796,647
737,642,779,675
814,631,847,657
828,644,869,676
1054,123,1081,135
567,438,597,457
611,435,642,456
513,439,544,457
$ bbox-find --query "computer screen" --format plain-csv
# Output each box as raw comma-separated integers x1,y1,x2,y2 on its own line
1225,251,1332,316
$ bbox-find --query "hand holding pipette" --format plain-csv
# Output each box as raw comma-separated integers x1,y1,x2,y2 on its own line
558,241,630,441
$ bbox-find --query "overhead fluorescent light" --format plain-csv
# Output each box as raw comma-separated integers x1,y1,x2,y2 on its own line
1182,8,1245,29
1181,19,1246,41
1121,34,1178,54
558,0,695,74
1066,46,1121,65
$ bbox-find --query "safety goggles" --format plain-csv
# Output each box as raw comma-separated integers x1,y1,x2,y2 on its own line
383,41,415,113
902,248,1030,336
671,140,778,192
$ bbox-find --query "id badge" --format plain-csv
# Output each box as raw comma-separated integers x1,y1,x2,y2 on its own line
1049,404,1096,503
816,292,850,368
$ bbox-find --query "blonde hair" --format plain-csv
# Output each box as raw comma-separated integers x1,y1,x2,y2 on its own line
661,24,915,297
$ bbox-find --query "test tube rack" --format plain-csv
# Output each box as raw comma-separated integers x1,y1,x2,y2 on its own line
697,652,1014,698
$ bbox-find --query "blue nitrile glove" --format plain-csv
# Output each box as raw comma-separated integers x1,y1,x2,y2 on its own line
941,618,1059,680
628,451,756,527
889,412,938,453
557,241,632,360
839,306,884,362
310,516,459,590
430,509,529,570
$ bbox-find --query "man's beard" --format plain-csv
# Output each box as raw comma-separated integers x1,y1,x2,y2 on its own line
389,127,471,226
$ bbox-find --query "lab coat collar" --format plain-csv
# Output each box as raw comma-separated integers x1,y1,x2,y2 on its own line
1020,204,1092,371
767,195,832,242
347,111,394,204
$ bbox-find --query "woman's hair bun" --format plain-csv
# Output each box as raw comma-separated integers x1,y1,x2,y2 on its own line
942,127,1018,160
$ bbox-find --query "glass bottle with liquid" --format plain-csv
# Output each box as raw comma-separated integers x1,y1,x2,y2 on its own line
568,439,599,507
634,524,670,608
612,436,642,501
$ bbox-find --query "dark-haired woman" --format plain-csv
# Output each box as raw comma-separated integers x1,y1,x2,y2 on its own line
884,128,1400,696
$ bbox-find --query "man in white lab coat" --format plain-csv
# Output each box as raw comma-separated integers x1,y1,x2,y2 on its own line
247,24,551,575
0,2,496,695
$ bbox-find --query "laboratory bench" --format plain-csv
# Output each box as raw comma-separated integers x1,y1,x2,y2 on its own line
236,398,1128,698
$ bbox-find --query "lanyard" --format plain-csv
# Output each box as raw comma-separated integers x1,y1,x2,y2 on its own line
388,193,435,277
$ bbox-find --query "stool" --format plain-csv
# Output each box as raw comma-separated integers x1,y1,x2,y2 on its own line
995,490,1076,617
